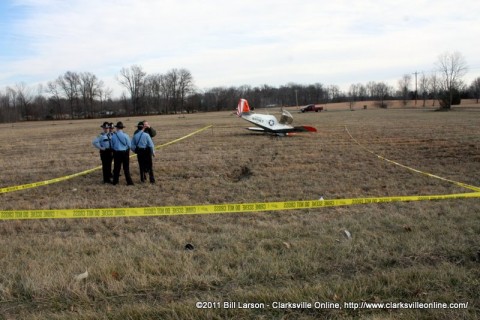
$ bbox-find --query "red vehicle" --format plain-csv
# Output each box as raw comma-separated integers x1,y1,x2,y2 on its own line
300,104,323,112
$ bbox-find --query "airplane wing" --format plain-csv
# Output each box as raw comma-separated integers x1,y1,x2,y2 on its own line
292,126,317,133
247,127,266,132
245,125,316,136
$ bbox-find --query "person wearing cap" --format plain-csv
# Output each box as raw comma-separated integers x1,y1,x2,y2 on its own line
111,121,134,185
92,122,114,184
131,121,156,183
107,122,116,177
134,120,156,138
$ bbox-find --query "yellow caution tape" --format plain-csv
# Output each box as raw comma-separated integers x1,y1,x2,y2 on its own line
1,192,479,220
154,125,212,149
345,127,480,192
2,124,478,220
0,167,101,194
0,125,212,194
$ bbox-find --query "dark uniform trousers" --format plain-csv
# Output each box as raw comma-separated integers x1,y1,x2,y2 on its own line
136,148,155,183
100,149,113,183
112,150,134,185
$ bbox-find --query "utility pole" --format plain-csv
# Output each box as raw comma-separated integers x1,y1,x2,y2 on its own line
295,89,298,107
413,71,418,106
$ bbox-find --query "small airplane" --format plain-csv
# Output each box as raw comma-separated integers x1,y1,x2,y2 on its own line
236,98,317,136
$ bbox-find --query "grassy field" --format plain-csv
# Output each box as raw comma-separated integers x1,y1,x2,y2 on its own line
0,101,479,319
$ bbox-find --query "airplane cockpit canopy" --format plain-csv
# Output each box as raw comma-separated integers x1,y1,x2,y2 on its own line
279,109,293,125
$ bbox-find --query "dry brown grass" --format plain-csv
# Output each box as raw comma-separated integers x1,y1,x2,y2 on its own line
0,102,479,319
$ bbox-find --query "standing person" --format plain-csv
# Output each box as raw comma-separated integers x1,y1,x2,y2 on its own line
111,121,134,186
108,122,115,179
92,122,113,184
134,120,156,138
131,121,156,183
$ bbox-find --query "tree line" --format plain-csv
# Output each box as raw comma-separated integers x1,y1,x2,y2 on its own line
1,52,479,123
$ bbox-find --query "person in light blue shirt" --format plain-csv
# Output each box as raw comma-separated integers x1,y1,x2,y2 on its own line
131,121,156,183
111,121,134,185
92,122,113,183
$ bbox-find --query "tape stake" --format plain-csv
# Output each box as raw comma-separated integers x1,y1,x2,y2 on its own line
1,192,479,220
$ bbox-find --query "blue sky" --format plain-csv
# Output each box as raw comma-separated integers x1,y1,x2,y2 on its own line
1,0,480,98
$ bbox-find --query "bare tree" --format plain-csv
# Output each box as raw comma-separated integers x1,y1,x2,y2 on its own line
57,71,81,118
97,86,113,114
365,81,378,99
327,85,340,103
469,77,480,103
366,82,392,108
206,87,226,111
15,82,34,120
428,73,440,106
117,65,146,115
357,83,367,101
348,84,359,110
305,83,326,105
177,68,195,113
436,51,468,109
119,92,129,115
161,68,196,113
143,74,160,114
79,72,103,118
418,73,429,107
32,84,48,120
6,87,18,118
164,69,179,113
0,90,6,122
46,80,65,119
0,88,19,122
398,74,412,106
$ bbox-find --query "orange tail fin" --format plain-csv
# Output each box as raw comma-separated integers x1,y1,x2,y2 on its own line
237,98,251,116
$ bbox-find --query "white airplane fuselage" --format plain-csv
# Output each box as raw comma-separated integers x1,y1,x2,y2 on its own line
236,98,317,136
241,113,293,132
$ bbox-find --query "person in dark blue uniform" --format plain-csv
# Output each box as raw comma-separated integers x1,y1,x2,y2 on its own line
92,122,113,183
134,120,156,138
131,121,155,183
111,121,134,186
